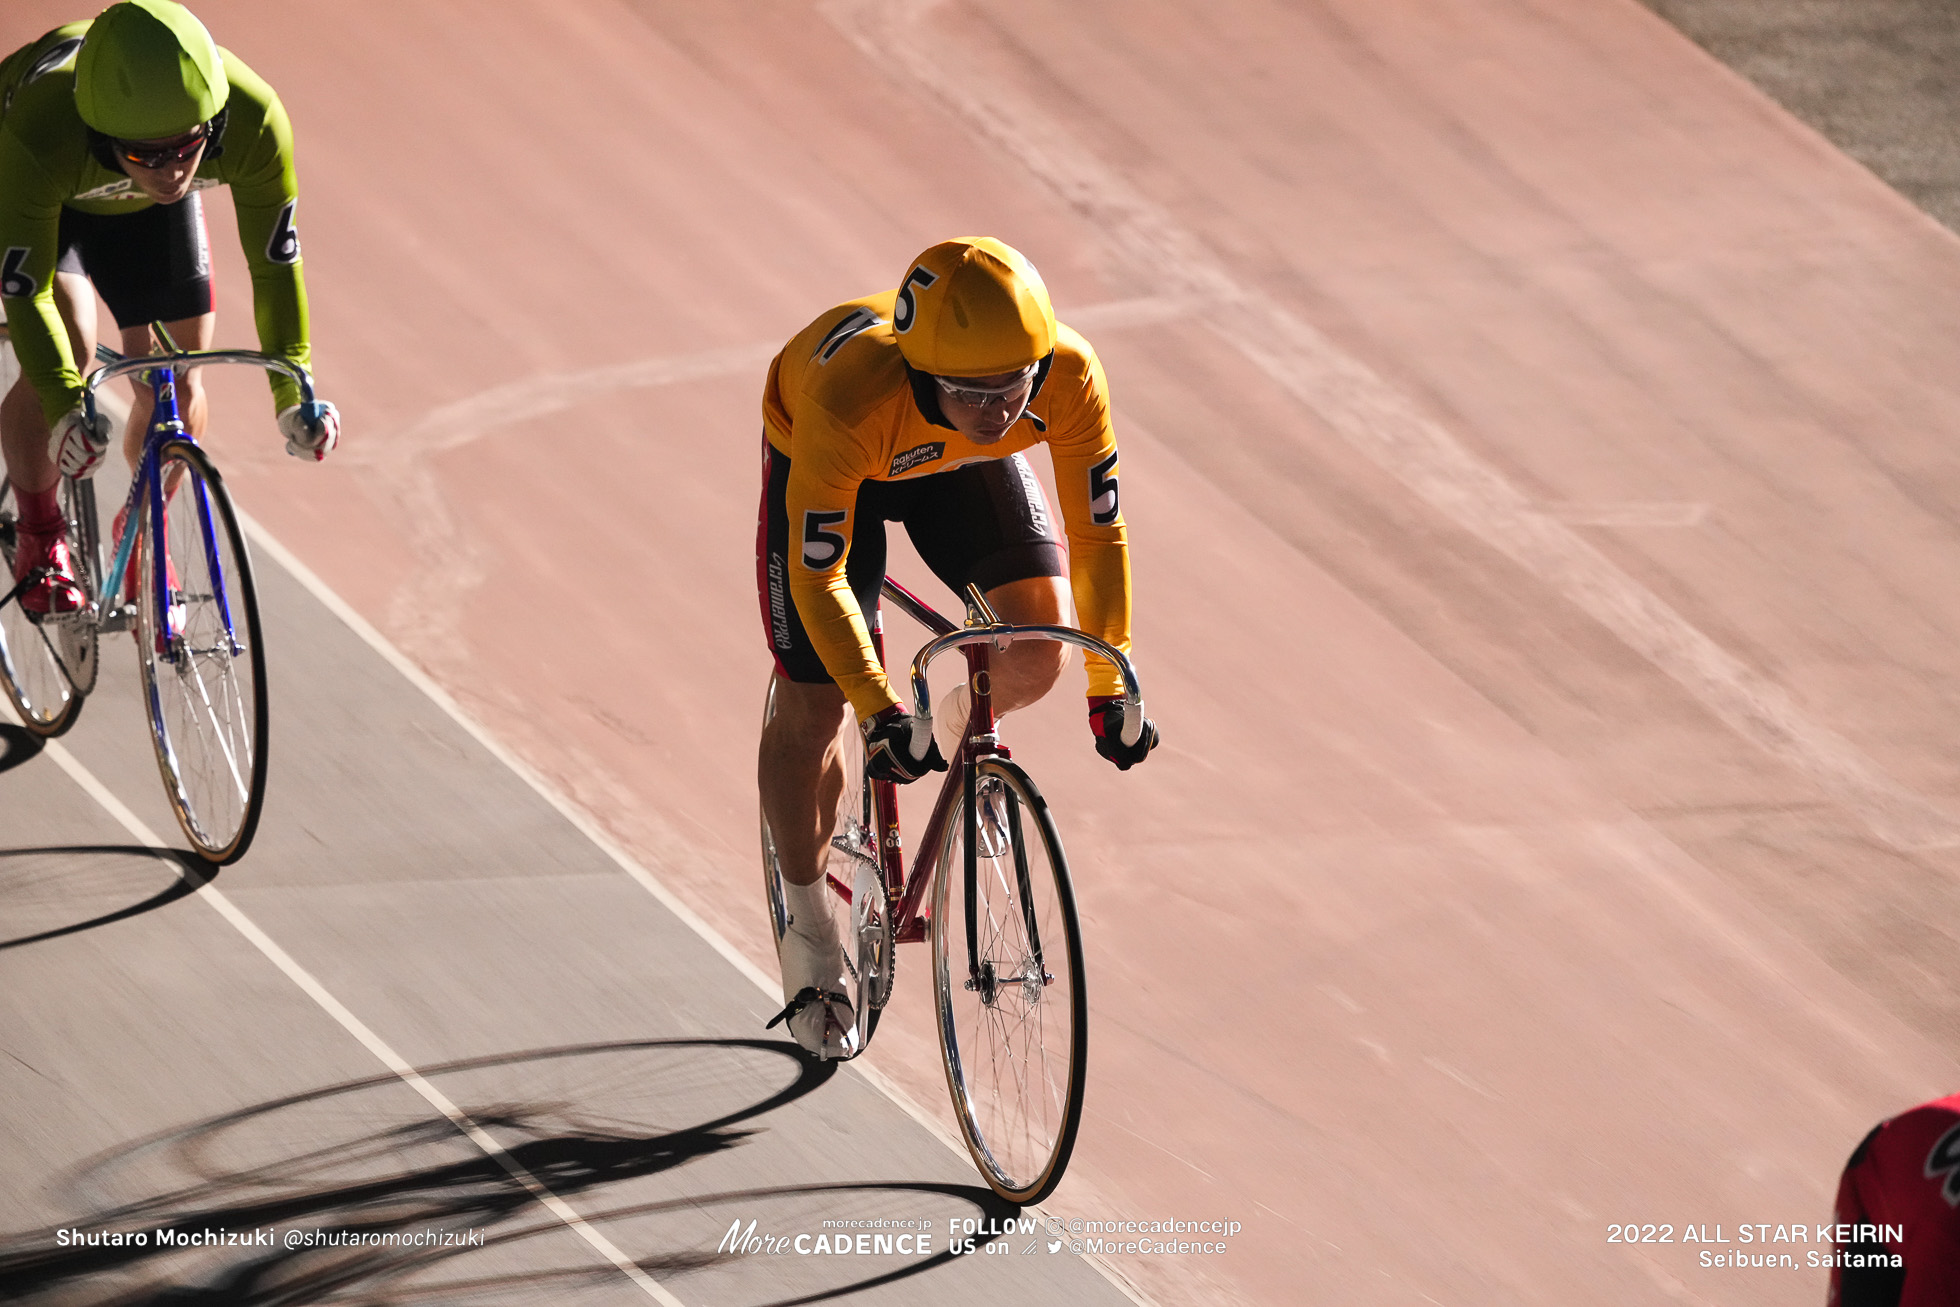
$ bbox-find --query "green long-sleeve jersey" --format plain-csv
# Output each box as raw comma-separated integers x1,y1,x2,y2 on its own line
0,22,310,421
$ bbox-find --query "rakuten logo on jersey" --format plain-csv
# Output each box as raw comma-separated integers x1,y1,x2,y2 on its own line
889,442,945,477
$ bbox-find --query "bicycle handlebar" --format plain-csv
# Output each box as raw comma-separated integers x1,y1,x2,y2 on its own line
82,348,316,425
909,622,1147,748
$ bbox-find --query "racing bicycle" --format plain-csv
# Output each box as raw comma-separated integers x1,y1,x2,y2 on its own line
761,579,1147,1204
0,322,326,863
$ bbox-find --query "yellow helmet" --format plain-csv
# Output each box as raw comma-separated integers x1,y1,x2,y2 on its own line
892,237,1057,378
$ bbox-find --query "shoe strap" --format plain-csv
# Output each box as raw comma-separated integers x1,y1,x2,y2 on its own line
764,985,850,1031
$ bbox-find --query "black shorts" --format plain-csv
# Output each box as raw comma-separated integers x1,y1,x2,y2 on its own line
54,195,213,328
757,437,1066,684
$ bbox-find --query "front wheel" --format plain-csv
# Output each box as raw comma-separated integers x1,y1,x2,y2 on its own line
932,757,1088,1204
137,440,268,863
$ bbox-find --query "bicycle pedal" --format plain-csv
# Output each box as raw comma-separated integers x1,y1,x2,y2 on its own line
98,603,136,633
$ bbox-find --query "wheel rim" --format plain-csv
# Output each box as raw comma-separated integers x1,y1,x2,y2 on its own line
0,481,86,734
137,446,265,860
933,762,1086,1201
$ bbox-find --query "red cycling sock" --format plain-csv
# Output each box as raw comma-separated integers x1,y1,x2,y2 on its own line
15,484,63,535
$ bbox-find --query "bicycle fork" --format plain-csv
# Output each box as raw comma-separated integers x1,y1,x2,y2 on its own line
957,637,1052,1007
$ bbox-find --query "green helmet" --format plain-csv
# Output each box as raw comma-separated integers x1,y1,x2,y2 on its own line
74,1,228,140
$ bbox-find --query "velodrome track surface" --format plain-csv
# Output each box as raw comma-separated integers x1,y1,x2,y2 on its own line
5,1,1960,1303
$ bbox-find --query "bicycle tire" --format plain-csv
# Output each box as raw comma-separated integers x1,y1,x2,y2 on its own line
931,756,1088,1204
0,476,98,736
758,680,890,1055
136,439,268,863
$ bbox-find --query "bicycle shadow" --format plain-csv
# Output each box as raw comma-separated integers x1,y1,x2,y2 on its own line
0,722,44,775
0,844,200,952
0,1038,836,1304
0,1037,1034,1305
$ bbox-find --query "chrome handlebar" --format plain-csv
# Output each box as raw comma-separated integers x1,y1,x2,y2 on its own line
909,621,1147,748
81,349,316,425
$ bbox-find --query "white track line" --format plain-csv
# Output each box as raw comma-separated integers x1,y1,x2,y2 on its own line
352,293,1194,465
824,0,1960,853
32,739,685,1306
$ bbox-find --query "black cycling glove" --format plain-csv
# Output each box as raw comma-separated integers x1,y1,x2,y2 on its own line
865,705,948,783
1088,696,1160,771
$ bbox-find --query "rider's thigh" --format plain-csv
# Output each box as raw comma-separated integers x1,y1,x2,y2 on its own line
121,311,216,356
120,311,216,461
984,574,1071,696
985,573,1068,623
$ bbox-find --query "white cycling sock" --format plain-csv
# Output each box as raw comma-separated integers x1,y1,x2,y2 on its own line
783,876,834,938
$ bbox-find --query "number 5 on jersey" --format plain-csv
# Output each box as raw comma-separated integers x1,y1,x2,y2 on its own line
1090,451,1120,526
802,510,848,568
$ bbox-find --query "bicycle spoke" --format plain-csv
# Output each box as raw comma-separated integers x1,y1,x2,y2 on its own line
934,758,1086,1203
137,441,268,863
184,648,251,806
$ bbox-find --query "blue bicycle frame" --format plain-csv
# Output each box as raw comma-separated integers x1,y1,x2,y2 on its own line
81,339,318,652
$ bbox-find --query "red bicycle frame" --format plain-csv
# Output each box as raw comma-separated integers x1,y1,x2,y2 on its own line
826,578,1001,945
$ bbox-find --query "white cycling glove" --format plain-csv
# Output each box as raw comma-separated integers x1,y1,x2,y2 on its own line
49,407,112,479
279,401,340,462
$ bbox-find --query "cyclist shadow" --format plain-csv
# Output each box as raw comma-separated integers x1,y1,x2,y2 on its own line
0,1038,837,1304
0,723,44,775
0,843,200,952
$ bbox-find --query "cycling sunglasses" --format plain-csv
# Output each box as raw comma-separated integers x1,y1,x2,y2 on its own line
933,365,1038,408
113,125,208,169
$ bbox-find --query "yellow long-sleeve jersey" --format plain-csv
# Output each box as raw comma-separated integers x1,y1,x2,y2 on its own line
764,290,1132,720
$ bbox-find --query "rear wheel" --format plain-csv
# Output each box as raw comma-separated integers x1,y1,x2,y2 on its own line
932,757,1088,1203
137,441,268,863
760,681,891,1056
0,477,99,736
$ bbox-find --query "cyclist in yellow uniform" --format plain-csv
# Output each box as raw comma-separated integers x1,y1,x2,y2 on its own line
757,236,1159,1056
0,1,337,617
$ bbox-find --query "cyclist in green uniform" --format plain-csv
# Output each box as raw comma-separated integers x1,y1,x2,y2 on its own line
0,0,338,616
